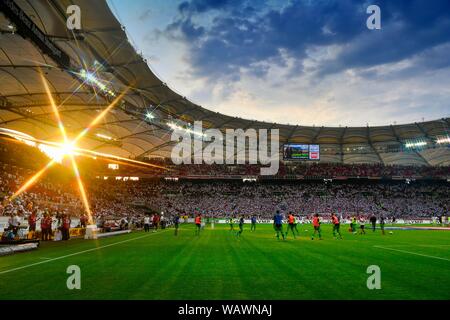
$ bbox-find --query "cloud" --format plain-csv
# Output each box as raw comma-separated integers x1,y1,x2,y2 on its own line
178,0,246,15
138,8,152,21
132,0,450,125
162,0,450,82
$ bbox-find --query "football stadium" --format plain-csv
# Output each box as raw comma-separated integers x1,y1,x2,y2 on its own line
0,0,449,304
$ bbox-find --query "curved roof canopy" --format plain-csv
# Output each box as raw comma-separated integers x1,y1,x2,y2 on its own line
0,0,449,166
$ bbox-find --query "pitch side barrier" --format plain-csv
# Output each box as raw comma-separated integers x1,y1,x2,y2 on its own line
182,218,436,224
0,217,81,233
384,226,450,231
162,175,449,181
84,225,131,239
0,243,39,256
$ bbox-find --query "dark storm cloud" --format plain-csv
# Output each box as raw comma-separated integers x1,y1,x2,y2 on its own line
162,0,450,81
317,0,450,77
357,42,450,82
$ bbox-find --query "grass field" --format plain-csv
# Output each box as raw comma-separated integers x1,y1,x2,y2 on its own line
0,224,449,300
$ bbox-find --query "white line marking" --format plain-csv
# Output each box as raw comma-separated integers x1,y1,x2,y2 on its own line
415,244,450,248
374,245,450,262
377,244,450,248
0,231,168,275
390,244,450,248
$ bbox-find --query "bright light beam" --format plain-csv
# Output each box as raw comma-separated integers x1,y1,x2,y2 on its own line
9,61,130,211
71,88,130,145
10,71,131,215
40,71,93,221
10,159,56,201
70,156,93,222
4,135,169,171
73,147,170,170
63,88,131,224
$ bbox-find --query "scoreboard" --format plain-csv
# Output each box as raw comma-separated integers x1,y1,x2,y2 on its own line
283,144,320,160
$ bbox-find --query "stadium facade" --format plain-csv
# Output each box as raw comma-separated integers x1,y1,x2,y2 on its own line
0,0,449,167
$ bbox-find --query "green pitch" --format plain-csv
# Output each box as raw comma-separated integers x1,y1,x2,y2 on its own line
0,224,449,300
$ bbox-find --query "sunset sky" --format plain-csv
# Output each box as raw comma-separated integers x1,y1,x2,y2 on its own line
107,0,450,126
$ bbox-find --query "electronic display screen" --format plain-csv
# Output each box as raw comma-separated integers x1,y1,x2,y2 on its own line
283,144,320,160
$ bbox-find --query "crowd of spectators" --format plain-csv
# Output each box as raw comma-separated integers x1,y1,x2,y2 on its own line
101,158,450,178
0,139,145,234
91,179,448,220
282,162,449,178
1,138,449,228
0,140,82,220
138,159,449,179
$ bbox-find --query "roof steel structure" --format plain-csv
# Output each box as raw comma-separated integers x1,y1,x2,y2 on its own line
0,0,449,165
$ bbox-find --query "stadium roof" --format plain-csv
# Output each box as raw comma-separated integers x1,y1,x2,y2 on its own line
0,0,449,166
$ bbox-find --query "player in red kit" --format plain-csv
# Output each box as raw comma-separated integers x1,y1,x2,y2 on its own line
311,213,322,240
331,213,343,240
195,213,202,236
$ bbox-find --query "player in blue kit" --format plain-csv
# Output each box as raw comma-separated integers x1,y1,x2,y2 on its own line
174,214,180,236
237,216,245,237
273,210,286,240
250,215,257,231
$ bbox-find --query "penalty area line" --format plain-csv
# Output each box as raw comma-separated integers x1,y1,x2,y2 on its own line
0,230,169,275
374,245,450,262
